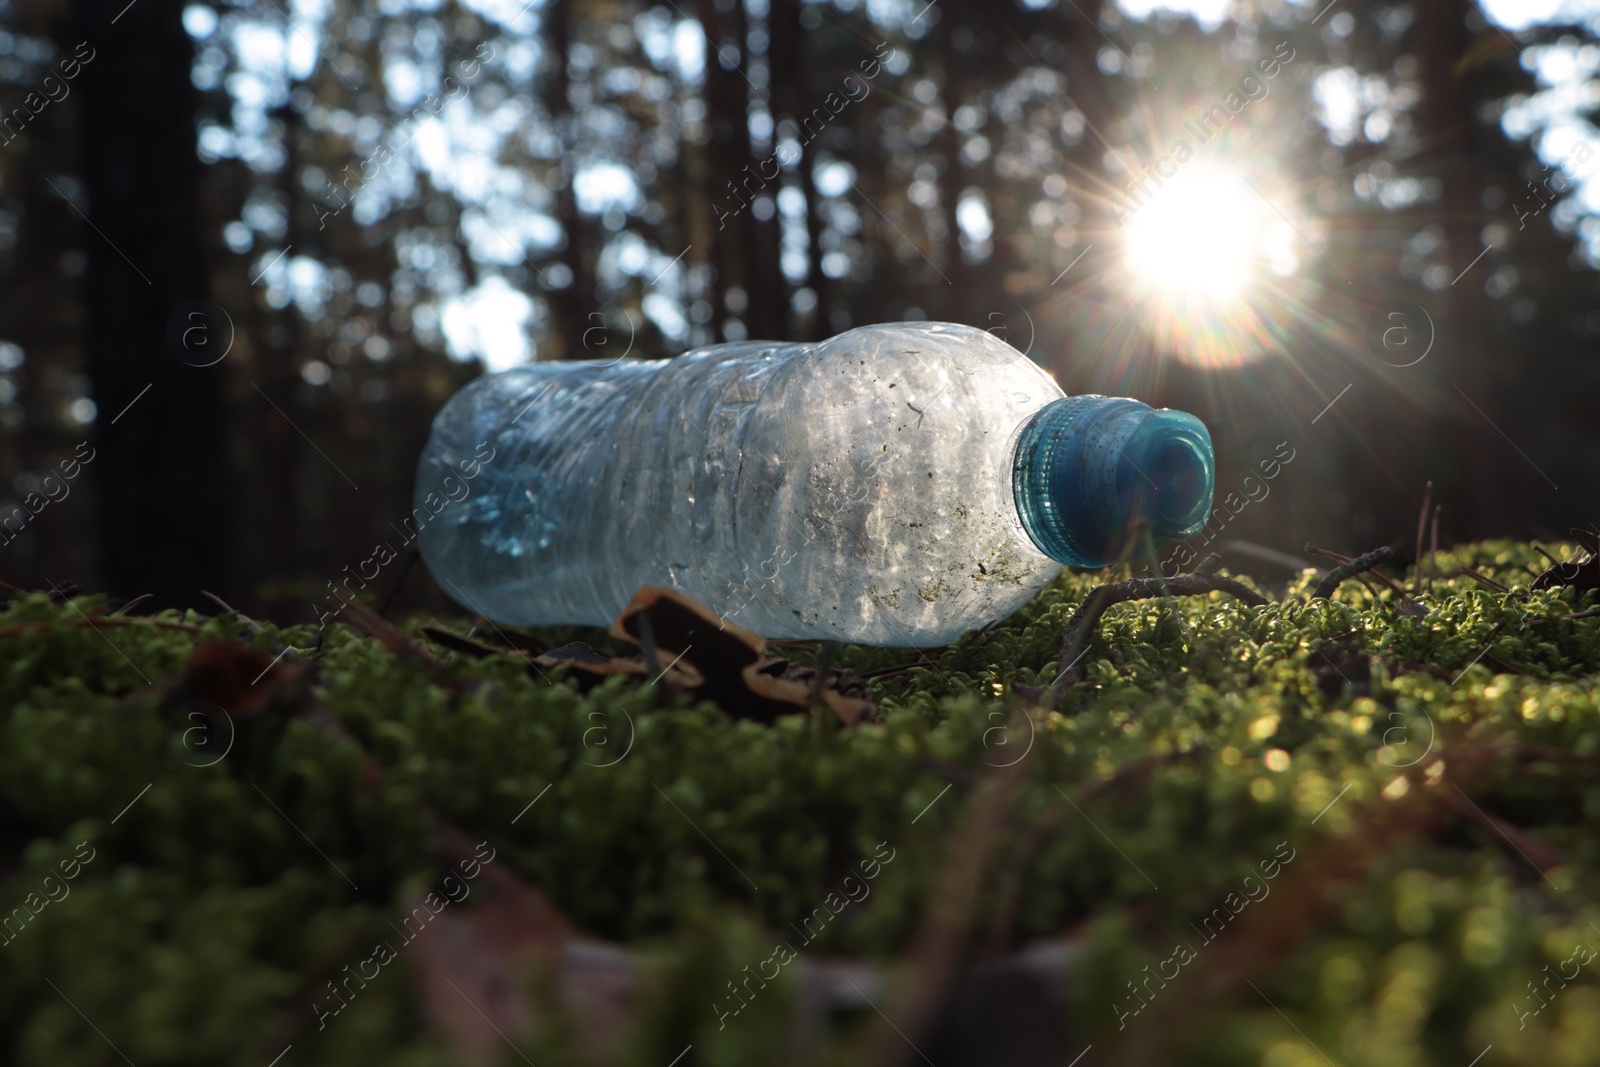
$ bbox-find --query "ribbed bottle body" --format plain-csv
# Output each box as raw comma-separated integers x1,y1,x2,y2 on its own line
414,322,1066,645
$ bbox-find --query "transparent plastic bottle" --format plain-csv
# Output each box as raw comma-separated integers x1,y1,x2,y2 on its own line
414,322,1214,646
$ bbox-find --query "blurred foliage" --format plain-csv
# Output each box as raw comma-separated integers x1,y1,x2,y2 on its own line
0,540,1598,1063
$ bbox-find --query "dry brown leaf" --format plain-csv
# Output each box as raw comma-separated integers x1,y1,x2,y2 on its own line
611,586,874,726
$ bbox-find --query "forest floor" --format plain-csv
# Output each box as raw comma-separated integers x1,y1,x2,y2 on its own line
1,540,1598,1067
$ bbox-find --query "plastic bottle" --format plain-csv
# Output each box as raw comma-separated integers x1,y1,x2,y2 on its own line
413,321,1214,646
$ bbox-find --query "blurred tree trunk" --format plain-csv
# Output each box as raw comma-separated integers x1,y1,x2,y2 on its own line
78,0,233,608
738,4,785,340
937,0,968,316
768,0,825,338
259,102,303,593
544,0,596,359
5,126,88,586
697,0,739,341
1414,0,1512,535
1058,0,1117,241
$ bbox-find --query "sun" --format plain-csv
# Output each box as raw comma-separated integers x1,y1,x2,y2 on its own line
1097,159,1312,368
1122,165,1267,304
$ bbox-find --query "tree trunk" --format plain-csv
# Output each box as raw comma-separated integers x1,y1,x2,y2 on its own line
737,0,785,340
79,0,233,608
937,0,967,315
1413,0,1512,536
544,0,595,359
697,0,743,341
768,0,825,338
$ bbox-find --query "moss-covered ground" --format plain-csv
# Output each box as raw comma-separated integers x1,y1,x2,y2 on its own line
2,540,1598,1066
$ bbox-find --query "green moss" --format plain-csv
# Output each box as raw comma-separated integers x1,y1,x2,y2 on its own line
1,539,1598,1065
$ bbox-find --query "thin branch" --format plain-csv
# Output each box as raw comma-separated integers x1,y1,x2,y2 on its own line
0,618,202,640
340,600,470,696
376,547,420,618
110,593,156,617
1428,505,1441,593
1413,482,1431,593
1527,607,1600,626
1051,556,1268,696
1306,543,1395,602
1456,567,1510,593
201,589,264,634
1311,546,1395,600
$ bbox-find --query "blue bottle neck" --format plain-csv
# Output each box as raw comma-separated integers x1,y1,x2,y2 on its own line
1012,396,1215,568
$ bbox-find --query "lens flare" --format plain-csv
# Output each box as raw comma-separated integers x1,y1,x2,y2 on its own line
1123,166,1264,303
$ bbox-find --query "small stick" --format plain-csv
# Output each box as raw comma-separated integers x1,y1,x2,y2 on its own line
636,611,660,676
1457,567,1509,593
1529,543,1565,578
1217,540,1317,574
1428,505,1441,592
1304,543,1352,566
1050,554,1267,697
856,661,924,680
1308,542,1417,606
0,618,202,639
376,547,420,618
1312,546,1395,600
1527,607,1600,625
1414,481,1433,595
111,593,156,617
201,589,264,633
806,640,839,710
340,600,469,696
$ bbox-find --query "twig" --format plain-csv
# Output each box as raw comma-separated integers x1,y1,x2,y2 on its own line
984,803,1064,953
1531,543,1563,572
1215,540,1316,574
1481,652,1528,677
1440,785,1567,872
1311,546,1395,600
0,618,202,640
1413,481,1432,595
1306,542,1412,601
806,641,839,710
857,660,926,680
1428,505,1441,593
860,712,1034,1066
1303,544,1352,566
1101,743,1550,1067
376,547,420,618
1526,607,1600,626
201,589,264,634
339,600,470,696
110,593,155,617
1457,567,1510,593
1050,556,1267,697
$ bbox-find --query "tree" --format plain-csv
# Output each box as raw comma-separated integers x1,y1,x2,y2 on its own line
78,0,233,608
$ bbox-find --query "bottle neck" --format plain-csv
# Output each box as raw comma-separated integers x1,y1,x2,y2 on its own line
1012,396,1215,568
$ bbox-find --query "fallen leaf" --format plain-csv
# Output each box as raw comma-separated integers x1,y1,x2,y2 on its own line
1532,552,1600,594
611,587,874,726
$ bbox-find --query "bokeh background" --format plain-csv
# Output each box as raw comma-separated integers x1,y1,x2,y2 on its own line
0,0,1595,622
